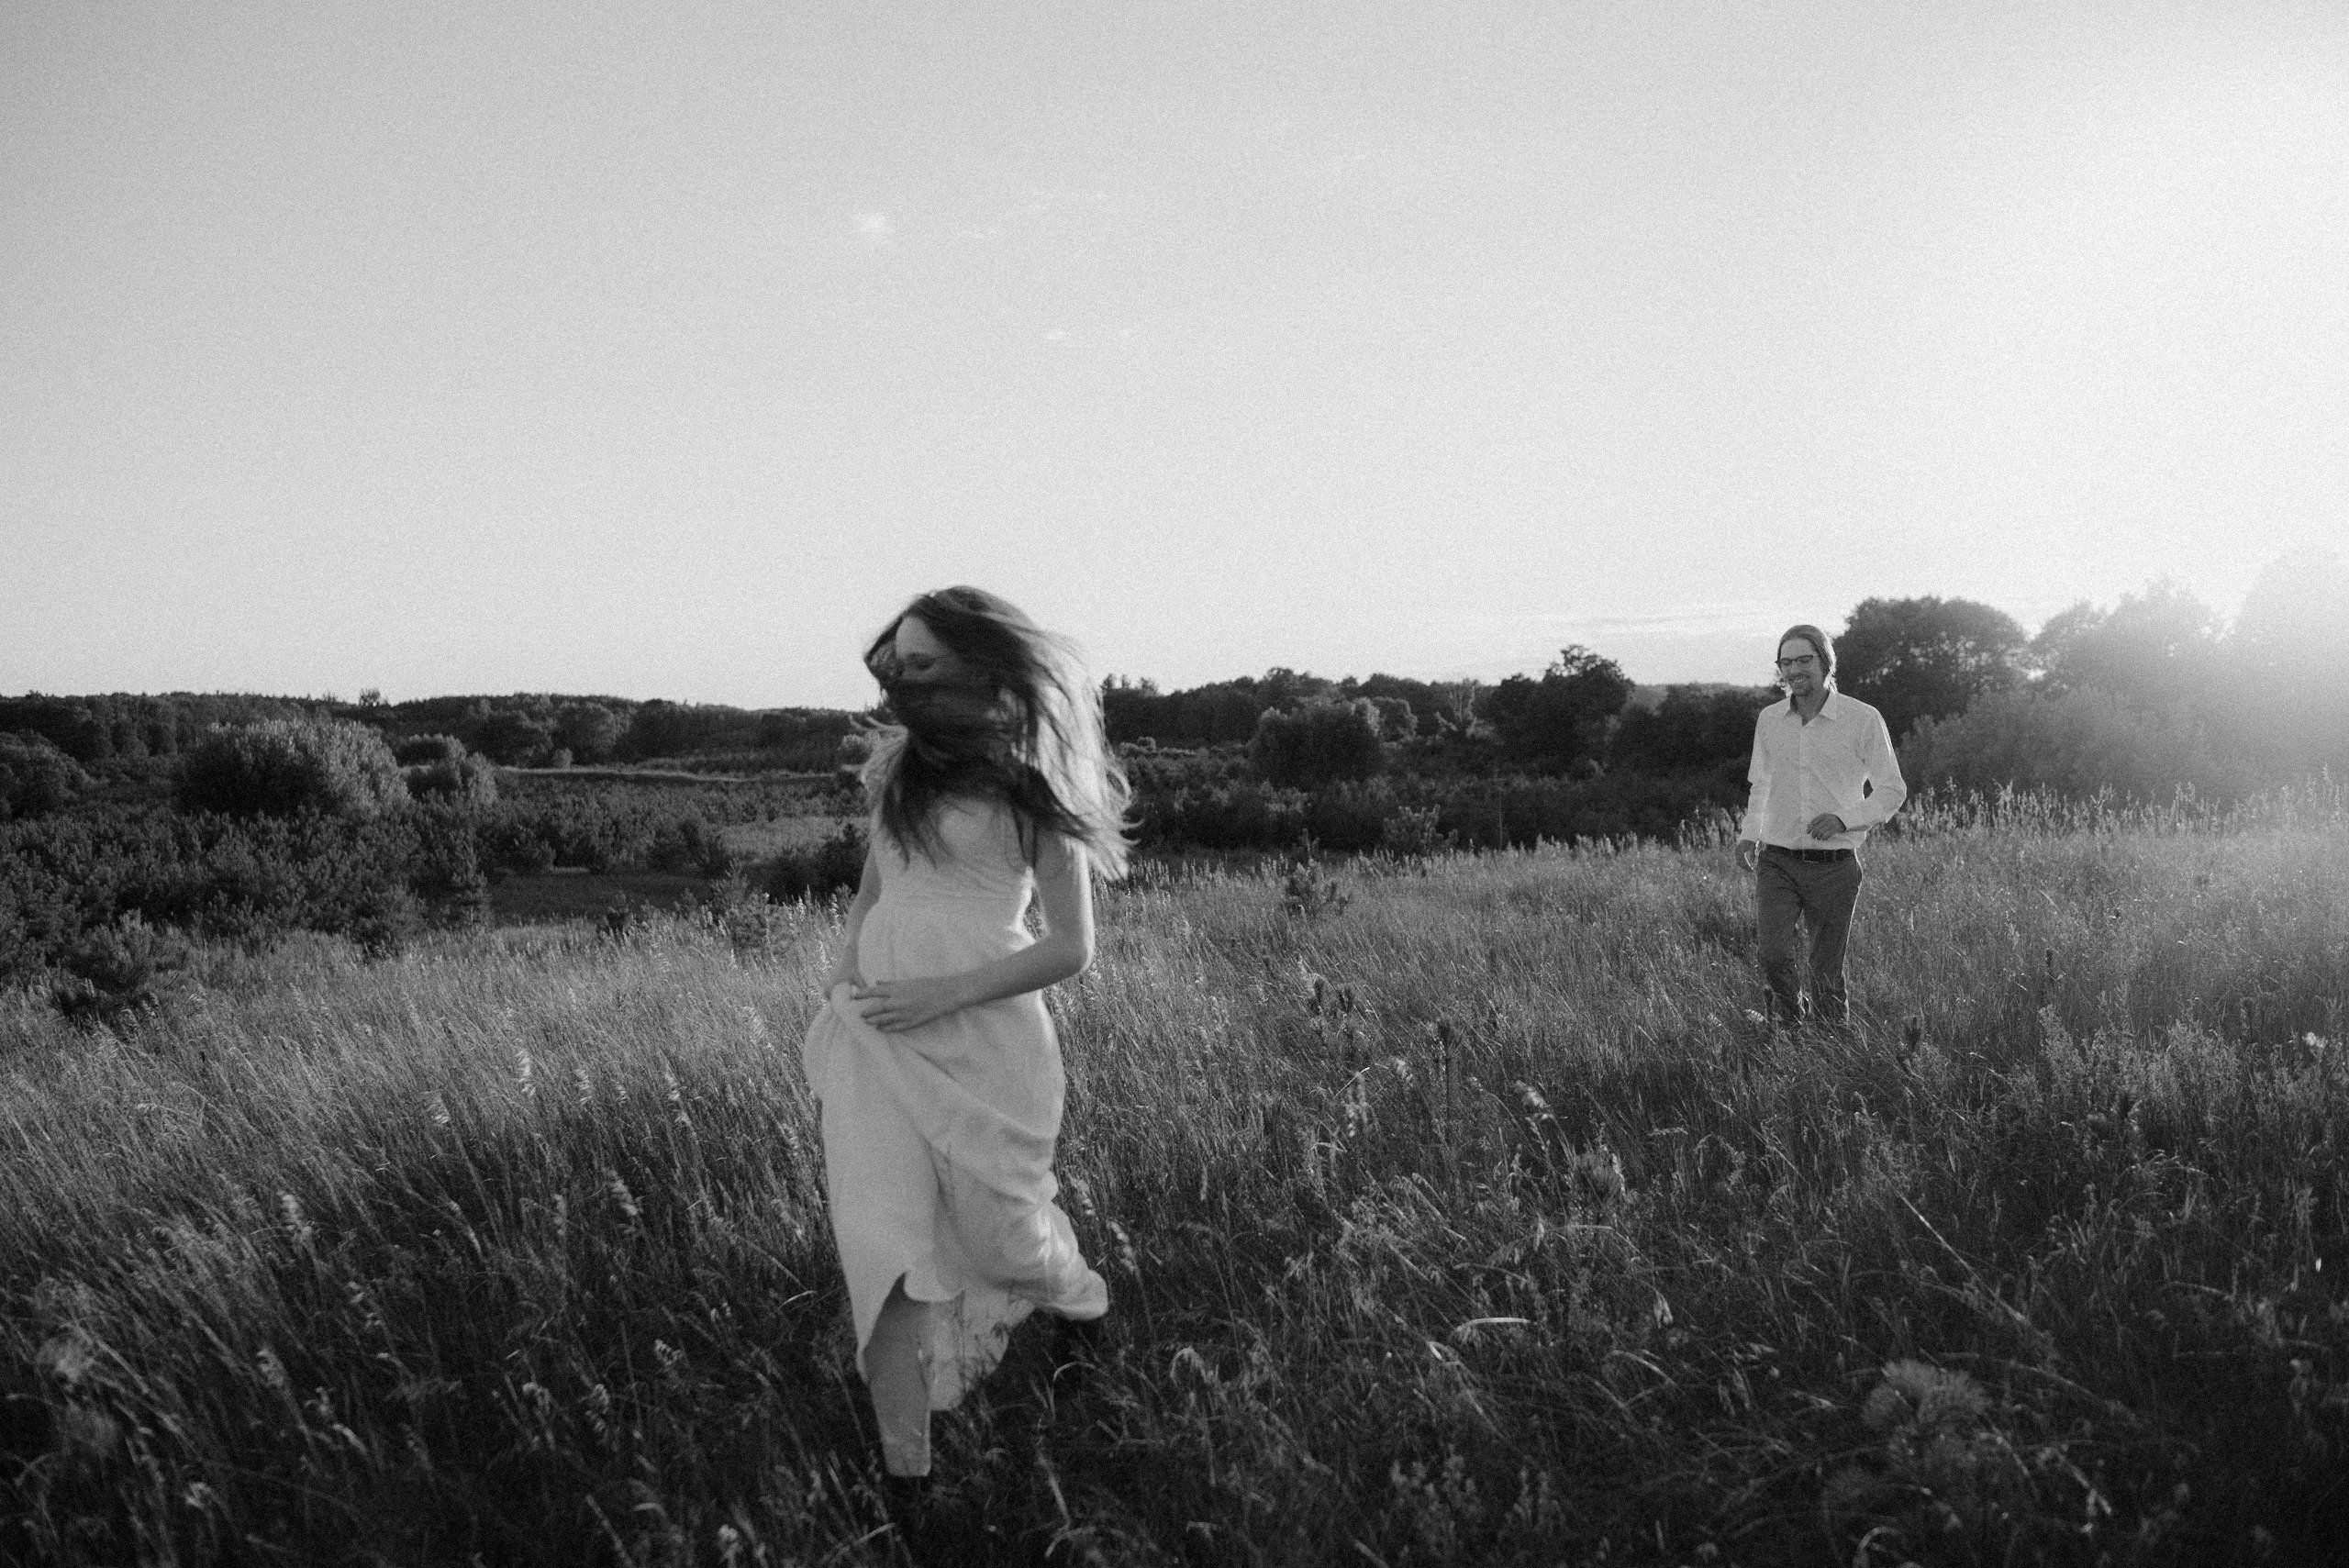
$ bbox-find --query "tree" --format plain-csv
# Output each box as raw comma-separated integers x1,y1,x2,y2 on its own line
473,708,556,766
1366,696,1416,742
1255,667,1338,712
1477,646,1631,774
0,732,90,819
1900,686,2250,802
1610,686,1775,774
2231,547,2349,684
394,734,466,766
553,702,621,764
2029,581,2224,708
1100,676,1163,747
178,719,409,818
404,753,500,808
1248,701,1385,789
1835,596,2027,742
2228,546,2349,775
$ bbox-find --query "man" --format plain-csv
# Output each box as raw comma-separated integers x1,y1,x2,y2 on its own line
1735,624,1907,1028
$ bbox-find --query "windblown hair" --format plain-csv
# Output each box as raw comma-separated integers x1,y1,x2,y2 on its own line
1776,623,1836,683
861,587,1132,880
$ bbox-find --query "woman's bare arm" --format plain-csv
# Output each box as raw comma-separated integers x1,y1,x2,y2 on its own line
850,833,1095,1033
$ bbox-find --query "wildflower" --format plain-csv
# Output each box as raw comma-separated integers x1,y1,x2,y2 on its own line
1864,1358,1990,1437
608,1173,641,1220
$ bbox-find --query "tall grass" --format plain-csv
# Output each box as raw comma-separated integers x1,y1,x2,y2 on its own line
3,792,2345,1564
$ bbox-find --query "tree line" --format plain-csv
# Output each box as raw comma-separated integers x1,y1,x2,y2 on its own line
6,552,2343,850
1101,550,2349,806
0,689,857,808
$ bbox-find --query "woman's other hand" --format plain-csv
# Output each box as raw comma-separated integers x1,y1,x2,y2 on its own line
851,976,969,1033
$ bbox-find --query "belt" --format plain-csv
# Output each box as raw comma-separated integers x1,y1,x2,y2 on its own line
1764,844,1854,862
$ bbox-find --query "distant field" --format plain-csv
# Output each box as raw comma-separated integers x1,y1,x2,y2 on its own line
487,869,718,922
716,812,855,868
484,813,855,924
500,766,835,787
3,798,2345,1564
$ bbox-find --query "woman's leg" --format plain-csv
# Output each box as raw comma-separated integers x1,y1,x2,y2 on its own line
866,1279,933,1477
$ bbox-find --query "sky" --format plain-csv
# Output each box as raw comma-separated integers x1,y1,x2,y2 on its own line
5,0,2344,710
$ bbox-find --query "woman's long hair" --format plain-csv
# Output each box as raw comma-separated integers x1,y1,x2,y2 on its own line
862,587,1131,880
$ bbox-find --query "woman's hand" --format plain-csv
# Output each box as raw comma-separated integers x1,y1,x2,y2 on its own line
851,975,970,1033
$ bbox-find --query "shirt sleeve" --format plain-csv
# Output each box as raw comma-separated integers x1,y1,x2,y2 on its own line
1736,709,1770,842
1849,707,1908,828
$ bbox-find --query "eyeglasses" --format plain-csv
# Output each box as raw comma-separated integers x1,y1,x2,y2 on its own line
1776,655,1819,670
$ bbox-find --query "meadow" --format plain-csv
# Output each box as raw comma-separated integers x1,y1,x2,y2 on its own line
2,789,2345,1566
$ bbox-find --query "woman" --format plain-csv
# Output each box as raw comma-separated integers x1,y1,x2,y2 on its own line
801,586,1129,1485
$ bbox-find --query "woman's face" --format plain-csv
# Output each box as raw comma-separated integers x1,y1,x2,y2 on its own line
891,616,962,685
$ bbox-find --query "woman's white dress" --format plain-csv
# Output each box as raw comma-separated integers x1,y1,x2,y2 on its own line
800,798,1109,1408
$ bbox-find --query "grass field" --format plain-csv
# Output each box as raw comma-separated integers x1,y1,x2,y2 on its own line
3,791,2345,1565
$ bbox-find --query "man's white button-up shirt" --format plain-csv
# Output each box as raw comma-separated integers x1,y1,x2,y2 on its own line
1737,688,1908,851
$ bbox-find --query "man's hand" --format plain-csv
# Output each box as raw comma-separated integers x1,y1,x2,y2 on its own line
852,975,969,1034
1806,813,1847,840
1736,840,1759,873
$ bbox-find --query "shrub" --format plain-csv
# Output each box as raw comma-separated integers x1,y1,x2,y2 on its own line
404,754,500,809
393,733,467,766
1381,804,1455,857
0,893,34,987
1435,771,1745,851
404,809,493,929
48,914,187,1030
1901,687,2254,802
1478,647,1631,774
647,817,732,878
1133,779,1309,851
552,702,622,764
473,709,555,767
1609,687,1771,775
1300,782,1396,852
1250,701,1385,789
0,732,91,819
179,719,409,819
766,821,868,901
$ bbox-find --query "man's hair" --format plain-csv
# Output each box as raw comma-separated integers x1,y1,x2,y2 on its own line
1776,624,1835,679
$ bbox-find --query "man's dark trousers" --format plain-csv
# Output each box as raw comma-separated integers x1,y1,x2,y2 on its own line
1756,845,1864,1026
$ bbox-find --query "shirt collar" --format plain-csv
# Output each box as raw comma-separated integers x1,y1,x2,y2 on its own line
1781,686,1842,721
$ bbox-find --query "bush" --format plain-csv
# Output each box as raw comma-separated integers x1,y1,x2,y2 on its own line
1249,701,1385,789
0,893,34,988
1381,804,1455,857
766,821,867,901
404,754,500,808
1609,687,1771,775
0,803,495,979
179,719,409,819
1133,780,1310,851
1300,782,1396,852
48,914,187,1029
1434,771,1746,851
647,817,732,878
1901,687,2254,803
552,702,621,764
473,709,555,767
1478,647,1631,774
393,733,467,766
0,732,91,819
